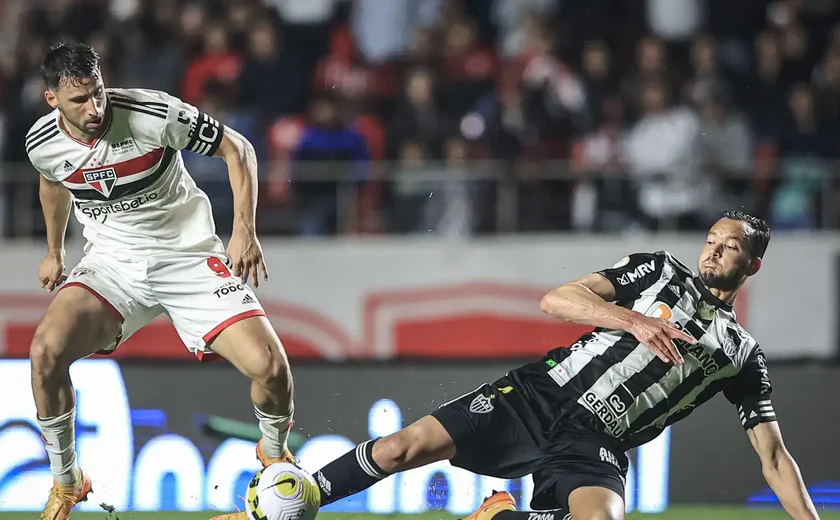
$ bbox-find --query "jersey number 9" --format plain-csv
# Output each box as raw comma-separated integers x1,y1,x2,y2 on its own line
207,257,232,278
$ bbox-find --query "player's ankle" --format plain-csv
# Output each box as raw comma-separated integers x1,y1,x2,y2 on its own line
59,466,83,487
254,404,294,459
37,409,80,486
53,465,81,487
260,437,289,459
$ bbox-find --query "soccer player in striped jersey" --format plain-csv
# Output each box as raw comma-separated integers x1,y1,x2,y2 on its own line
26,42,297,519
272,212,817,520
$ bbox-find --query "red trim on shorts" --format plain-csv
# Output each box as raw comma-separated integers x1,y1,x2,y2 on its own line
195,350,222,362
202,309,266,345
60,282,125,355
61,282,124,323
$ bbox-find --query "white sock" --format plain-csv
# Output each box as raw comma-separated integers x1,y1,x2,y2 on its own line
38,409,81,486
254,403,294,459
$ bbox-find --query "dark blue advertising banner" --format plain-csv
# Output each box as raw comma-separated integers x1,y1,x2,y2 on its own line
0,360,837,513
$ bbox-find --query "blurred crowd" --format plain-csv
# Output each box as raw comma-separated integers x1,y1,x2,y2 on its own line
2,0,840,237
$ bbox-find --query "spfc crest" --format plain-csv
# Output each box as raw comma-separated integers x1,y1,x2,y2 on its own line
83,168,117,198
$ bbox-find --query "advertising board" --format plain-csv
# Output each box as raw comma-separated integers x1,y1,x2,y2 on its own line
0,235,835,361
1,360,838,513
0,360,669,514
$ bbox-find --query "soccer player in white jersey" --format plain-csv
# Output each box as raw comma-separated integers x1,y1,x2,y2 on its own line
26,42,297,519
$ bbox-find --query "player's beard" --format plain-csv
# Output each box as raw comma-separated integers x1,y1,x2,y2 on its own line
699,263,747,292
81,116,104,135
62,109,104,137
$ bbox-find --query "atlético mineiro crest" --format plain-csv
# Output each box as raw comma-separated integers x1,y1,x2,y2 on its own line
83,168,117,198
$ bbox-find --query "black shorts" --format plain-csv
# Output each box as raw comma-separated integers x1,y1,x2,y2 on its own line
431,377,628,511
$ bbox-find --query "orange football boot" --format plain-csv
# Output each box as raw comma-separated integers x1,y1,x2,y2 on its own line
461,491,517,520
256,439,297,468
39,469,93,520
209,512,246,520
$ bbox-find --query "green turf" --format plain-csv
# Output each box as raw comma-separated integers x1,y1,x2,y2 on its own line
1,508,839,520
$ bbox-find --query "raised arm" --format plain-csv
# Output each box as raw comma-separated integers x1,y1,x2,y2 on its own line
539,272,633,331
539,253,693,364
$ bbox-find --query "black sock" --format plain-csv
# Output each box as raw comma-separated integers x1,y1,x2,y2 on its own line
313,439,390,505
495,510,571,520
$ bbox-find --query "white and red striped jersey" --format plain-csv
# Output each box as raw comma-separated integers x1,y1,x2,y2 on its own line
26,88,226,255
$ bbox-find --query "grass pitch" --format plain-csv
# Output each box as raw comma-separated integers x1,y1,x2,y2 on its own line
1,508,840,520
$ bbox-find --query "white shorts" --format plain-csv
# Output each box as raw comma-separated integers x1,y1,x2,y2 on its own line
61,250,266,358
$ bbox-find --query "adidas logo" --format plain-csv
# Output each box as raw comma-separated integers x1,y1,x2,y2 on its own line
241,294,256,305
749,410,758,419
316,471,332,496
63,160,75,172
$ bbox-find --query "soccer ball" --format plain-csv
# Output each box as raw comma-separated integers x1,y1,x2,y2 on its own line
245,462,321,520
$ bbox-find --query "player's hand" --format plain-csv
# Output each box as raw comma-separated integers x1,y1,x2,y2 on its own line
38,254,67,292
628,315,695,364
226,227,269,288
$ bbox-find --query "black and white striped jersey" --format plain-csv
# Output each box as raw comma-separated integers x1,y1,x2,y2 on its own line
26,88,225,253
508,251,776,451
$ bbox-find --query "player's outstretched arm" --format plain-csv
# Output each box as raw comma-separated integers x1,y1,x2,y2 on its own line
541,273,629,329
38,176,72,291
214,127,268,287
747,421,819,519
540,273,691,363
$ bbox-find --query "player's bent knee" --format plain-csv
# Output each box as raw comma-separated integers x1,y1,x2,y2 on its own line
210,316,291,389
568,486,624,520
259,346,291,392
580,513,622,520
372,417,455,472
29,335,66,387
240,341,290,391
372,430,418,472
564,509,622,520
30,286,123,371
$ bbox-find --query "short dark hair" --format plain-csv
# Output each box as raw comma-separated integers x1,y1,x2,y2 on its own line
41,41,101,90
722,210,771,258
